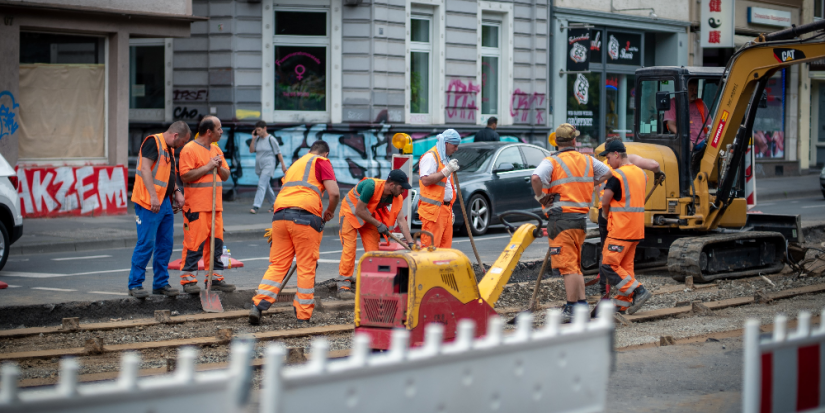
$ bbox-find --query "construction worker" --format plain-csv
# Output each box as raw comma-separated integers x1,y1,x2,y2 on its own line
334,170,416,298
249,140,340,324
418,129,461,248
178,116,236,294
531,123,611,322
595,136,664,295
128,121,192,299
599,139,652,315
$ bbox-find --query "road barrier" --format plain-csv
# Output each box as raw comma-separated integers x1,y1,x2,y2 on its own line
743,309,825,413
0,303,614,413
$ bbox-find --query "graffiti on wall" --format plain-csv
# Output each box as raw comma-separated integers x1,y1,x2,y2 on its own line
17,166,128,218
173,89,208,102
173,107,200,119
510,89,547,126
445,79,480,124
0,91,20,140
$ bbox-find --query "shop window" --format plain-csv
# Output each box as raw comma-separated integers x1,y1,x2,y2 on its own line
566,72,601,146
20,32,104,64
130,45,165,110
638,78,675,137
605,74,635,141
753,70,786,159
481,24,500,116
273,9,329,112
816,0,823,19
410,17,432,119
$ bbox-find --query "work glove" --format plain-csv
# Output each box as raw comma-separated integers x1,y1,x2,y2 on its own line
654,171,666,182
264,228,273,246
376,223,390,235
441,159,460,177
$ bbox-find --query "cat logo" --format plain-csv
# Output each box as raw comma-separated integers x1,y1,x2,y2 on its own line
773,48,806,63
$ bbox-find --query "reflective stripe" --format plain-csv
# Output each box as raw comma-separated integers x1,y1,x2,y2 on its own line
294,297,316,305
282,180,321,196
345,192,365,226
612,206,646,212
297,287,315,294
555,201,591,208
547,176,594,187
419,196,442,207
613,298,631,308
184,181,224,188
613,169,642,214
153,178,168,187
548,153,594,188
624,280,641,296
435,181,446,188
260,279,282,289
615,276,632,290
257,289,279,300
550,155,574,178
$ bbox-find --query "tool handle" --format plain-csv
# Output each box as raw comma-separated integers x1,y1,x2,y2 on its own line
388,232,412,250
644,175,665,204
527,246,553,313
208,168,217,288
453,172,485,273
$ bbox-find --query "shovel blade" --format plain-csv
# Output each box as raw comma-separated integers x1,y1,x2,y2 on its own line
200,290,224,313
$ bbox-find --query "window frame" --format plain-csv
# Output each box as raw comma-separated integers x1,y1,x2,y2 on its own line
492,145,528,173
409,15,433,124
480,22,501,117
477,4,514,126
128,38,173,123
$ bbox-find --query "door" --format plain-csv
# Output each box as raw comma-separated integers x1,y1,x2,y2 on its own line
487,146,531,216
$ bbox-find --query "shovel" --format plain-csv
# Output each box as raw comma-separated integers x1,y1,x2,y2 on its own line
200,168,224,313
507,246,553,324
387,232,413,250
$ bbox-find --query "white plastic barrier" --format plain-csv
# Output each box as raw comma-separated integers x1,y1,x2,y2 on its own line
0,303,614,413
743,310,825,413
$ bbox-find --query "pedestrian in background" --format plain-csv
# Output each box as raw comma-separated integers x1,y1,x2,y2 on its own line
249,120,287,214
474,117,500,142
128,121,192,299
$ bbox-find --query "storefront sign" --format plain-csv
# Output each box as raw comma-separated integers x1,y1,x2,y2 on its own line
701,0,734,48
606,32,641,66
573,73,589,105
567,28,591,72
748,7,791,28
590,30,602,63
274,46,327,111
16,166,128,218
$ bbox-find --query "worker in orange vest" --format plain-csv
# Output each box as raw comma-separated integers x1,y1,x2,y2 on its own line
178,116,236,294
418,129,461,249
599,139,652,315
249,140,340,324
594,136,664,296
128,121,192,299
531,123,611,322
334,170,416,298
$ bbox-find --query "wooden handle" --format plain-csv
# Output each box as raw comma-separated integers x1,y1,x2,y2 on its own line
208,168,217,286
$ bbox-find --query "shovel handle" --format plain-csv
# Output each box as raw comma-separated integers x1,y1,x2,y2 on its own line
644,175,665,204
207,168,217,288
387,232,412,250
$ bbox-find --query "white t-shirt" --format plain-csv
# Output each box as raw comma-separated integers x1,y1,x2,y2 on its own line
419,152,453,202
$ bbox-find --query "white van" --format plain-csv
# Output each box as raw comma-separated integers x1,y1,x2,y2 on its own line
0,154,23,270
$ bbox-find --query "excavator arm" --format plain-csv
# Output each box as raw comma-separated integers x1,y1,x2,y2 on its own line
698,20,825,230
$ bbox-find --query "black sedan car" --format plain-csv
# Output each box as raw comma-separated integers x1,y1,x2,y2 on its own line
410,142,552,235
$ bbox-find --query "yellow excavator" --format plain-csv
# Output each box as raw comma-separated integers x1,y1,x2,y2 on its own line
584,20,825,283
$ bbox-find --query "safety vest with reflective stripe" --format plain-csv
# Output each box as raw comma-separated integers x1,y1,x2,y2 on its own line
541,148,594,214
342,178,403,229
417,146,455,222
606,164,647,240
131,134,172,211
273,153,328,217
181,141,227,212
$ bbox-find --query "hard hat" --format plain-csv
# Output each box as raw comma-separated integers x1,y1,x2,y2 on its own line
548,132,557,147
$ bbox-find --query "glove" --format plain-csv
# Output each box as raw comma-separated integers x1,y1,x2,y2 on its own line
376,223,390,235
441,159,460,177
407,242,416,250
654,171,666,182
264,228,273,246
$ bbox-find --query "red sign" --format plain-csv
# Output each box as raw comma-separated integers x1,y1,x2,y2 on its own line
710,110,729,149
16,165,128,218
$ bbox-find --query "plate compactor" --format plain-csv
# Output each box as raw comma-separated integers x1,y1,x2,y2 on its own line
354,212,544,350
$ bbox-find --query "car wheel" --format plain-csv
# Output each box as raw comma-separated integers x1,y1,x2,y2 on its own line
0,220,9,271
467,194,490,236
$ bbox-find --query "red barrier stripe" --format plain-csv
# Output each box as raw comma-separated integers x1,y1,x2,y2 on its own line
797,345,820,411
762,352,773,413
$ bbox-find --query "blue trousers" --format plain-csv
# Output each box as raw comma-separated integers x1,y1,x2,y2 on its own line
129,198,174,290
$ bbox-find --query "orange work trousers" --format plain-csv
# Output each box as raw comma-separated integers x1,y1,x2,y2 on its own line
180,210,225,285
600,238,640,312
420,204,453,249
548,228,585,276
336,214,380,289
251,220,322,320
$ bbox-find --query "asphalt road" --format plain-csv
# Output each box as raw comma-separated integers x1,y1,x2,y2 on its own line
1,195,822,307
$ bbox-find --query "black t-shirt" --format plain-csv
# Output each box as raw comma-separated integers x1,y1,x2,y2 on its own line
474,127,500,142
604,176,623,202
140,137,176,199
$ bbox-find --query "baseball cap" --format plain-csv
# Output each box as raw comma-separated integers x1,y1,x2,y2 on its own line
387,169,412,189
598,139,626,157
554,123,581,142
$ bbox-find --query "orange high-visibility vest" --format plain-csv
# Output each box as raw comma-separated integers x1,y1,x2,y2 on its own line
541,148,594,214
180,141,228,212
341,178,402,229
273,153,328,217
606,164,647,240
417,146,455,222
131,133,173,211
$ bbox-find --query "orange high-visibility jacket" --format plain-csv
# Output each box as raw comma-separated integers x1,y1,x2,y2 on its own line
541,148,594,214
273,153,328,217
607,164,647,240
132,133,173,210
179,141,229,212
417,146,455,222
341,178,402,229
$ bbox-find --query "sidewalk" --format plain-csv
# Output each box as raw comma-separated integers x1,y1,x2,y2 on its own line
754,172,822,201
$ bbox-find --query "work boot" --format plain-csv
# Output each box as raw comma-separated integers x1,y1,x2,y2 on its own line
248,305,262,325
337,287,355,300
626,286,651,315
152,285,180,297
207,280,236,293
560,304,575,324
129,287,149,299
183,283,201,294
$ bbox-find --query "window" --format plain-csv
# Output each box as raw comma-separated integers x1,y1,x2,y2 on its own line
567,72,601,145
410,17,432,121
753,70,786,159
520,146,549,169
20,32,104,64
494,147,526,171
638,79,675,136
816,0,824,19
273,9,329,113
605,74,635,141
130,45,165,110
481,24,500,116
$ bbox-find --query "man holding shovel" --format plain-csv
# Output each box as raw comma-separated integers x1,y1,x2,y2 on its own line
417,129,461,248
178,116,236,294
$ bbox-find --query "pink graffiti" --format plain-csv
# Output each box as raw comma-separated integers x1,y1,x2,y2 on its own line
445,79,480,121
295,64,306,80
276,52,321,66
509,89,546,124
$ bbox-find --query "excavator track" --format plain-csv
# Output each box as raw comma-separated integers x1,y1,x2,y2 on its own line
668,231,786,283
